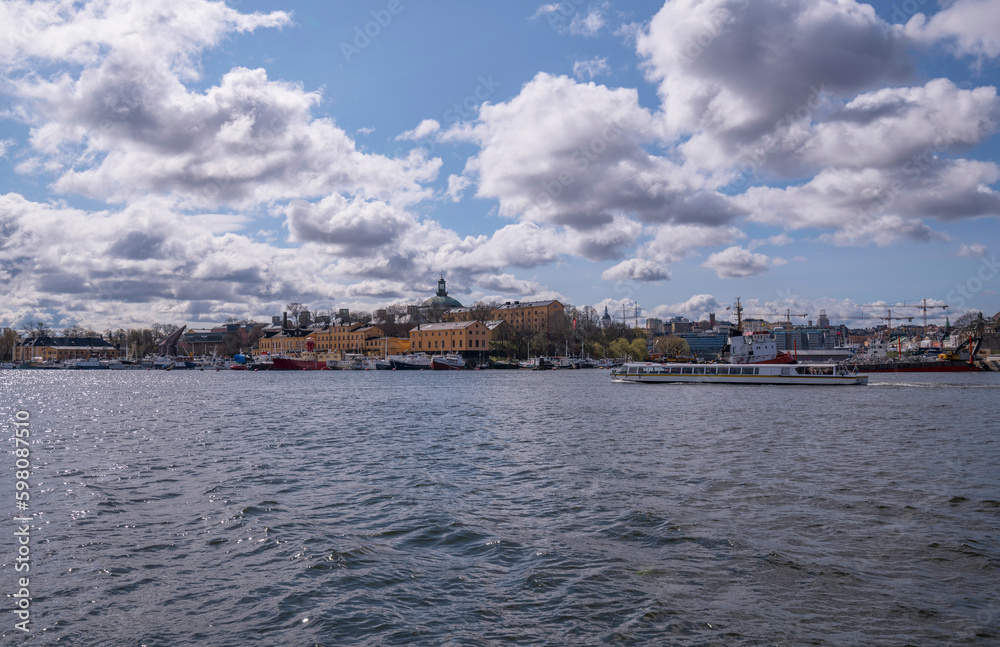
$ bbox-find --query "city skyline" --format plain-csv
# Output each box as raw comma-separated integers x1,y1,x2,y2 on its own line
1,0,999,331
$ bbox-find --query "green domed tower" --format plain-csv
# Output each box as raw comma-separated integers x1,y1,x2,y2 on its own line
421,276,463,310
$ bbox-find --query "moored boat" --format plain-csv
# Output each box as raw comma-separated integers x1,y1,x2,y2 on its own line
387,353,433,370
271,356,328,370
430,354,465,370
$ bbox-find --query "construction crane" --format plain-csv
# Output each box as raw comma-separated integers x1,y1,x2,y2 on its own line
890,299,948,335
857,306,917,355
746,309,808,328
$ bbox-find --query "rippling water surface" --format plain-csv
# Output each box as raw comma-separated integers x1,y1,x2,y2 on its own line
1,369,998,646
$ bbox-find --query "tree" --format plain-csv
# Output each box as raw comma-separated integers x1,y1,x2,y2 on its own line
952,311,984,334
62,324,99,338
222,331,242,356
0,328,20,361
467,300,499,323
629,338,648,361
22,320,52,339
655,335,691,358
285,302,305,320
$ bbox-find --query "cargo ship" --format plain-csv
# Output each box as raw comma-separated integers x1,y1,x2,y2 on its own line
842,337,982,373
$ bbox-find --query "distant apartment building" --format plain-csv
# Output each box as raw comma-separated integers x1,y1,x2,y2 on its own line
646,318,665,335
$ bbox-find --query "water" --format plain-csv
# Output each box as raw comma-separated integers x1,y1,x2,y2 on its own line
1,369,998,646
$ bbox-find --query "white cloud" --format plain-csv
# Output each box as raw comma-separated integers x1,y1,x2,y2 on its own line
572,57,610,80
638,0,912,170
531,4,562,20
648,294,724,322
569,9,605,36
702,246,782,278
641,223,745,263
748,233,794,250
446,174,471,202
396,119,441,141
17,65,440,209
738,160,1000,235
0,0,291,76
601,258,670,282
816,215,949,247
905,0,1000,60
285,196,417,257
958,243,989,258
452,72,740,231
802,79,1000,170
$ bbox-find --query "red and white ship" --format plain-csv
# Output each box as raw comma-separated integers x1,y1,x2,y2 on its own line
725,330,796,364
270,340,330,371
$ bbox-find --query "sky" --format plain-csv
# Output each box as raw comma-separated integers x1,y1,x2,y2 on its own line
1,0,999,332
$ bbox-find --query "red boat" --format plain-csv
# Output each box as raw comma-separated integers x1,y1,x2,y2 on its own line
271,356,329,371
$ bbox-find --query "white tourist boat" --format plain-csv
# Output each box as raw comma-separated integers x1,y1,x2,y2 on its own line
612,361,868,385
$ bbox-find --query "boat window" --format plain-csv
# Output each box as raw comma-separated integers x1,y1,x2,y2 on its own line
705,367,716,375
681,366,693,374
742,367,755,375
670,366,681,374
694,366,705,374
717,367,728,375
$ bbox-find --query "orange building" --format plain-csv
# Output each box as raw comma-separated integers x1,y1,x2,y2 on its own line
409,321,491,354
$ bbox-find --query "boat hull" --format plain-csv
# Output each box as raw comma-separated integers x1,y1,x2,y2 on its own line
431,359,464,370
846,361,978,372
271,357,328,371
389,359,432,370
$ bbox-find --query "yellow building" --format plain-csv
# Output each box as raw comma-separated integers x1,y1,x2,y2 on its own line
409,321,491,354
257,332,310,355
445,300,564,336
364,336,411,357
308,324,384,355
